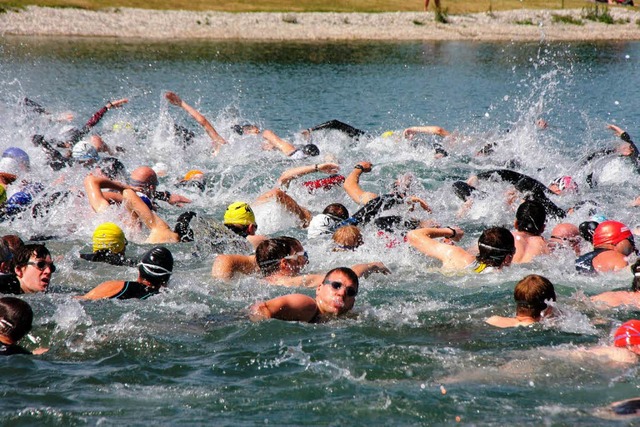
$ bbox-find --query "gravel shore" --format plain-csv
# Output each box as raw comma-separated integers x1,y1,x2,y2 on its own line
1,6,640,41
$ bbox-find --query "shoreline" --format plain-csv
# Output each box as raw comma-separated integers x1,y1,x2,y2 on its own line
1,6,640,42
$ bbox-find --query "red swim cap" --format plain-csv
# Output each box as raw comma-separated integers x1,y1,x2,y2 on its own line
614,320,640,347
592,220,632,247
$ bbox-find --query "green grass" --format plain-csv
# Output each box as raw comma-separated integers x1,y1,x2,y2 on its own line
514,18,535,25
0,0,605,13
551,13,583,24
582,4,630,24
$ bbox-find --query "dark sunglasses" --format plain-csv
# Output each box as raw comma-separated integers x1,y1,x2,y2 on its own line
323,280,358,297
27,260,56,273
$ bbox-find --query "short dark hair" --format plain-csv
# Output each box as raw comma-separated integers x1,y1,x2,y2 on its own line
323,203,349,220
324,267,359,291
302,144,320,157
13,244,50,270
0,297,33,342
515,200,546,235
477,227,515,267
255,237,301,276
514,275,556,318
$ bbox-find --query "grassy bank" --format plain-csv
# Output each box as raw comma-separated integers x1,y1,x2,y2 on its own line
0,0,602,13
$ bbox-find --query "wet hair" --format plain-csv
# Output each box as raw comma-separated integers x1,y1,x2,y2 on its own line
579,221,599,243
174,211,197,242
322,203,349,220
0,297,33,343
514,274,556,318
323,267,359,291
631,260,640,292
302,144,320,157
515,200,546,235
13,244,50,271
255,236,301,276
332,225,363,251
2,235,24,254
477,227,515,267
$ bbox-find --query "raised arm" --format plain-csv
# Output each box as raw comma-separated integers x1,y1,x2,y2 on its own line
122,189,179,244
165,91,227,153
277,163,339,188
343,161,378,206
402,126,451,139
407,227,474,270
249,294,318,322
84,174,132,213
350,262,391,278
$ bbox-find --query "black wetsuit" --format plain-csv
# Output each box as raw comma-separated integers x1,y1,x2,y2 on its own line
331,193,404,231
575,248,609,274
0,274,23,295
307,120,367,140
581,131,640,187
453,169,567,219
0,343,31,356
80,251,137,267
111,281,159,300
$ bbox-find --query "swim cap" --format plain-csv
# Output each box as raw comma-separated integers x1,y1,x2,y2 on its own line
593,220,632,247
2,147,30,170
302,144,320,157
614,320,640,347
223,202,256,226
92,222,126,254
183,170,204,181
550,176,578,192
381,131,395,138
72,140,99,161
138,246,173,279
0,185,6,205
307,214,339,239
136,192,154,210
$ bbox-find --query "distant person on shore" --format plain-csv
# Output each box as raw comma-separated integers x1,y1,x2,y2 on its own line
249,267,360,322
424,0,441,11
486,274,557,328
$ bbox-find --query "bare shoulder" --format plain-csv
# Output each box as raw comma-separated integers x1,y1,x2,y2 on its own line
80,280,125,300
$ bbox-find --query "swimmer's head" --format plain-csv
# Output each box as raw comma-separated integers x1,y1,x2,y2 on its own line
2,147,30,172
477,226,516,267
182,170,204,182
0,297,33,343
579,221,599,243
223,202,256,226
72,140,99,163
92,222,127,254
232,123,260,135
515,200,546,235
138,246,173,286
302,144,320,157
514,274,556,319
614,320,640,348
593,220,632,247
332,225,363,251
549,176,578,195
381,131,395,138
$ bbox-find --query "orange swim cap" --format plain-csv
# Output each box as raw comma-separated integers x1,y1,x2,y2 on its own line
183,170,204,181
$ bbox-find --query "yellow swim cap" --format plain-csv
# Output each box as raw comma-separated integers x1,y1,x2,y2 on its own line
223,202,256,226
381,131,395,138
183,170,204,181
0,184,6,205
92,222,126,254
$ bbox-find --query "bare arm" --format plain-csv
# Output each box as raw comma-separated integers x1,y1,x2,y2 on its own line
277,163,339,188
262,129,297,156
122,189,178,243
343,161,378,206
253,188,312,227
165,91,227,152
350,262,391,278
249,294,318,322
84,174,131,213
402,126,451,139
211,254,258,281
78,280,125,300
407,227,474,270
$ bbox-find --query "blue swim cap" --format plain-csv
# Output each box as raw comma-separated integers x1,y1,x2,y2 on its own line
136,192,153,210
2,147,30,170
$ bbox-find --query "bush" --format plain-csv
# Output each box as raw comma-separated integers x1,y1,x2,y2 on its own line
551,14,584,25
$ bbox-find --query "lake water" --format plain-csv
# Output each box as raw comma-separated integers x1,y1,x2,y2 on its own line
1,36,640,425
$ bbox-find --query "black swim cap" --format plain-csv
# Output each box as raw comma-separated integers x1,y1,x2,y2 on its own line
302,144,320,157
138,246,173,282
579,221,599,243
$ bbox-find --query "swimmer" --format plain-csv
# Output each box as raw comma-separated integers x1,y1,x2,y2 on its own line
575,220,636,274
129,166,191,207
485,274,557,328
165,91,227,155
511,200,550,263
548,222,583,256
0,297,46,355
249,267,360,322
590,260,640,308
0,240,13,275
332,225,364,251
223,201,267,249
407,226,515,273
261,129,320,160
79,222,137,267
176,169,205,192
0,244,56,294
80,246,173,300
307,203,350,239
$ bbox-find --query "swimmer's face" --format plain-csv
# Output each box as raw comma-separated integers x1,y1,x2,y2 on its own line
616,238,637,256
316,271,358,316
282,243,308,276
15,252,54,293
548,183,562,195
